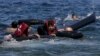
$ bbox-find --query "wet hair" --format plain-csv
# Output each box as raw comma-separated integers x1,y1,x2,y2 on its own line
47,20,55,26
18,20,30,26
72,12,78,19
11,21,18,28
45,20,55,26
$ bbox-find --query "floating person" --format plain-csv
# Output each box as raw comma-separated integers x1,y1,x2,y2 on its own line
3,13,96,42
6,21,18,34
12,22,29,37
4,19,74,41
64,12,79,21
37,19,74,37
37,20,58,37
4,22,30,41
4,22,41,41
6,19,44,34
4,19,44,41
71,12,79,20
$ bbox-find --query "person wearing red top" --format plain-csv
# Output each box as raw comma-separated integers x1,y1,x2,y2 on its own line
37,20,57,36
13,22,29,37
4,21,41,41
37,19,73,37
45,20,57,36
6,21,18,34
4,22,29,41
4,19,73,41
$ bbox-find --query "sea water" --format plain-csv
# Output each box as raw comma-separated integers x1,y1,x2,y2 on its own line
0,0,100,56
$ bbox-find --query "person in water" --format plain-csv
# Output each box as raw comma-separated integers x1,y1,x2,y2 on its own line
6,21,30,37
37,19,73,37
37,20,57,36
4,21,40,41
13,22,29,37
4,21,18,41
4,22,30,41
4,19,73,41
71,13,79,20
6,21,18,33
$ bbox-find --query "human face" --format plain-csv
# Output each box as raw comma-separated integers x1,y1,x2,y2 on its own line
48,25,55,30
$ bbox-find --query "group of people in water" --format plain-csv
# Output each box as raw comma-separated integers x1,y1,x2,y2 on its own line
4,14,78,41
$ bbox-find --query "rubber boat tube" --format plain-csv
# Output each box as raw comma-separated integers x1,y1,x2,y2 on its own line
56,31,83,39
18,19,44,25
2,13,95,42
70,12,96,30
12,31,83,41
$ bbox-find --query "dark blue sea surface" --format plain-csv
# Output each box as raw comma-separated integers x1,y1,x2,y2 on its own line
0,0,100,56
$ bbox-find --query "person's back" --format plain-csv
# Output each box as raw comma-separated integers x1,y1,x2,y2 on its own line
13,22,29,37
6,21,18,33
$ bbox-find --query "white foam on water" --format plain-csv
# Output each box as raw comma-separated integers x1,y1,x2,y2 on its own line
0,36,99,48
43,37,99,46
64,14,73,21
87,12,93,16
0,39,46,48
1,40,24,48
96,16,100,19
47,39,55,44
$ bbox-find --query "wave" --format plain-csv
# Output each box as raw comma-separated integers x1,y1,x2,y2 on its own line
0,37,99,48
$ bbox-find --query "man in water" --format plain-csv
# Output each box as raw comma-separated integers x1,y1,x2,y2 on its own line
4,22,30,41
37,20,57,36
71,13,79,20
4,21,40,41
37,19,73,37
4,19,73,41
6,21,18,33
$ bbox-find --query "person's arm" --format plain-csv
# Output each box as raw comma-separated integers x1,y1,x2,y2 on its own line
50,34,56,37
65,27,73,32
28,27,33,33
6,28,17,33
57,28,64,32
57,27,73,32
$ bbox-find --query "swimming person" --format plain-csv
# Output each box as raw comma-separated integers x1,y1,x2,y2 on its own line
37,19,74,37
6,21,18,33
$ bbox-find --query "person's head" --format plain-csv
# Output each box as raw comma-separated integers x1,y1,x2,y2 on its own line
11,21,18,28
45,20,56,30
48,20,55,26
18,20,30,26
72,13,78,20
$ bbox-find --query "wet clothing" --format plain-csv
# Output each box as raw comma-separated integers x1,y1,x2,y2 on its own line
45,21,57,35
11,21,18,28
13,22,29,37
37,25,47,35
37,20,57,35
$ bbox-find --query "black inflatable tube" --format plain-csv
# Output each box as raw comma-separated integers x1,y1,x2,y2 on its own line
0,40,3,44
12,31,83,41
12,35,55,41
56,31,83,39
18,19,44,25
70,13,96,30
37,26,83,39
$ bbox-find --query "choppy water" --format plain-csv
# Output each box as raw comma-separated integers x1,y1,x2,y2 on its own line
0,0,100,56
